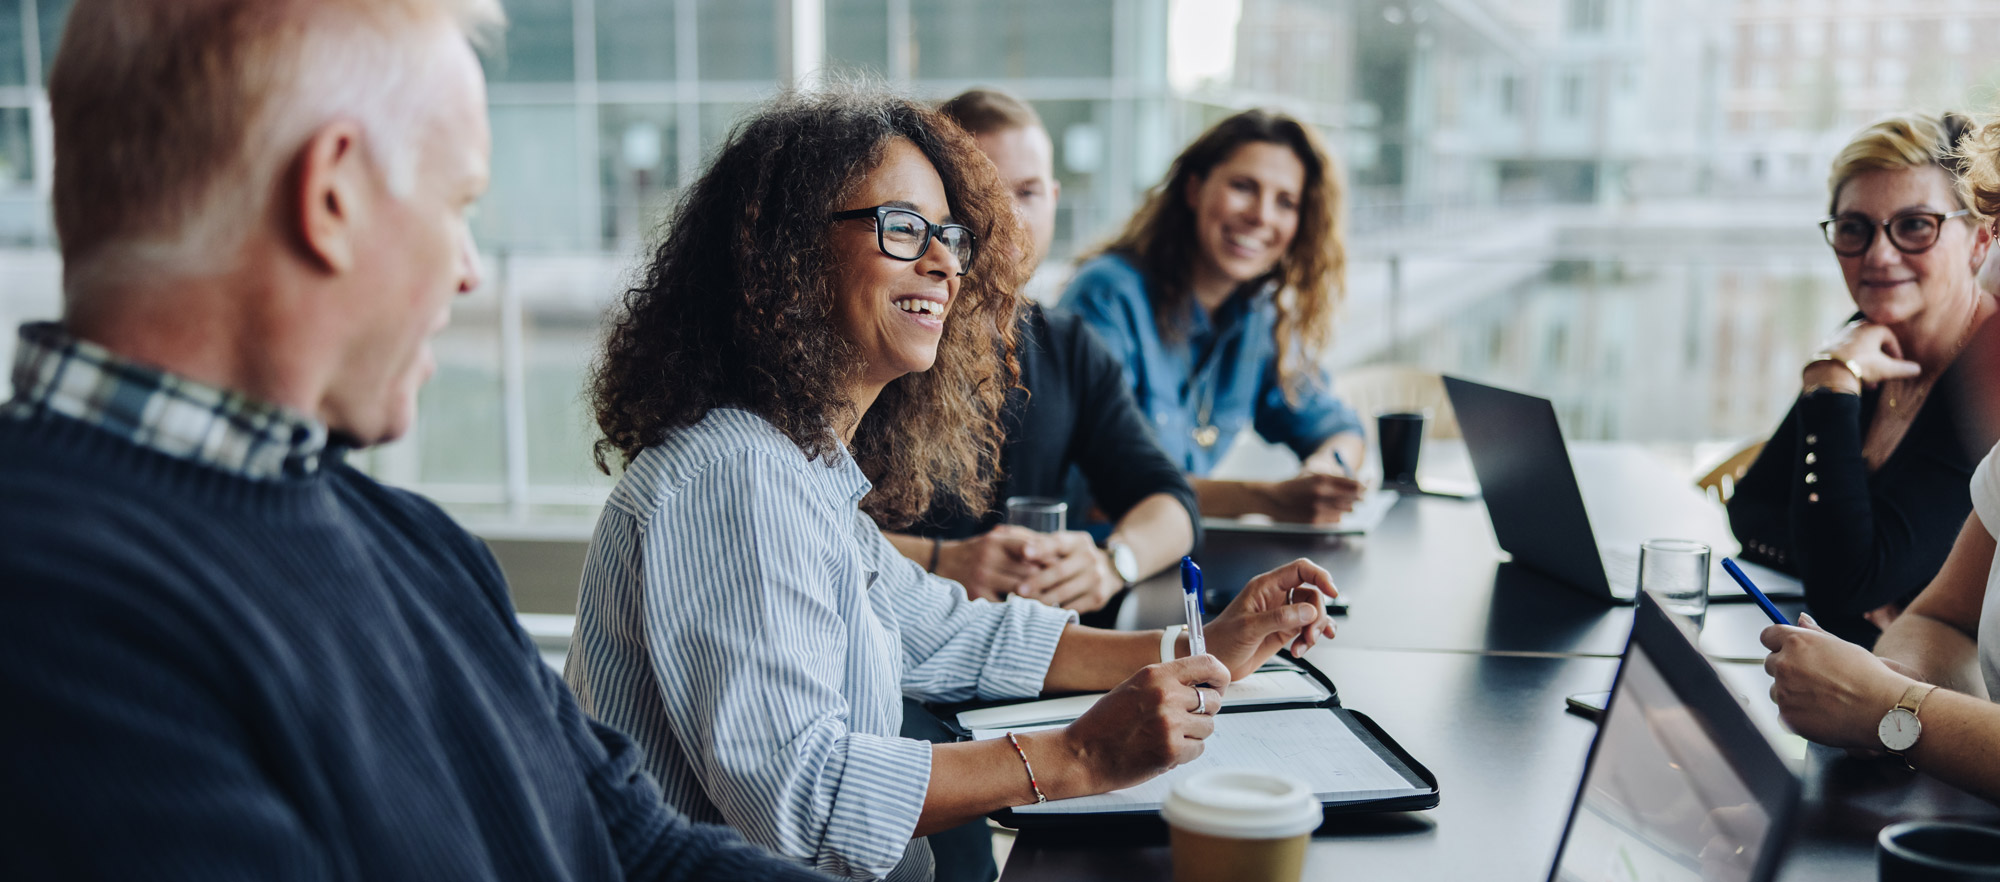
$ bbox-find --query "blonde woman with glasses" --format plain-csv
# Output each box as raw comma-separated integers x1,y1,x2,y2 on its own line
1760,112,2000,804
1730,112,1997,644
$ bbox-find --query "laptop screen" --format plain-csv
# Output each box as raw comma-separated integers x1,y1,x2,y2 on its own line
1549,594,1797,882
1552,645,1769,881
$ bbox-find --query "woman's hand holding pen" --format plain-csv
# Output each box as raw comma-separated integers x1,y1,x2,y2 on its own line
1201,558,1339,681
1044,654,1232,796
1258,472,1364,524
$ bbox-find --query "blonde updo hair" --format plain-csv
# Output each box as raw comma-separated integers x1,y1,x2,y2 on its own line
1957,114,2000,224
1827,112,1979,218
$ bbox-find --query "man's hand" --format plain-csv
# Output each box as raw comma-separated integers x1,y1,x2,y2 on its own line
1201,558,1339,680
1017,531,1123,612
1762,613,1919,750
1256,472,1363,524
933,525,1050,601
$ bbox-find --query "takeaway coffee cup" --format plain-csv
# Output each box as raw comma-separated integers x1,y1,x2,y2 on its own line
1879,820,2000,881
1377,411,1427,487
1160,769,1322,882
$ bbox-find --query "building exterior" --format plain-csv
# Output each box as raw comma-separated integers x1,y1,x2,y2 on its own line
10,0,1992,521
1722,0,2000,198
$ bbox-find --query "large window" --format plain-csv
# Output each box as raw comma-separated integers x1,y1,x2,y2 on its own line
696,0,778,81
911,0,1115,80
487,0,575,82
0,4,24,86
9,0,2000,530
481,104,589,250
596,0,677,82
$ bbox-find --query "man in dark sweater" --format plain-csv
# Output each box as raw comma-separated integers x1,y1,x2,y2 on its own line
0,3,830,880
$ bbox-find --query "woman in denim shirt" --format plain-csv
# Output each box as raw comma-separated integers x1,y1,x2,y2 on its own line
1060,109,1365,524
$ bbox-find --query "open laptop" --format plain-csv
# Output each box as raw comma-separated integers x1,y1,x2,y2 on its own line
1548,592,1800,882
1443,375,1803,605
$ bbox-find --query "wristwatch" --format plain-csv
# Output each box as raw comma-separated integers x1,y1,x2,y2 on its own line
1105,538,1139,585
1878,683,1940,761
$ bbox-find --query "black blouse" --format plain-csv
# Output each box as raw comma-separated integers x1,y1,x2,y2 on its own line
1728,359,1987,644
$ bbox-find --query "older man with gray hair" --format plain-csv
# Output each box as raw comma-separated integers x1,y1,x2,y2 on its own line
0,2,830,879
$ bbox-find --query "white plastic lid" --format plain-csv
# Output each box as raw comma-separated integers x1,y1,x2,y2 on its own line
1159,769,1323,840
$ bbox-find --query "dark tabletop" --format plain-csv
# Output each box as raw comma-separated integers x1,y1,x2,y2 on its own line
1005,443,2000,881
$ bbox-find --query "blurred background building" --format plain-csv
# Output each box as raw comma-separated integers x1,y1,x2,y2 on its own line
4,0,2000,532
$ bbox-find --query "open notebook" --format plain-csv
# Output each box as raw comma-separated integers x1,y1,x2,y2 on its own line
945,657,1438,826
973,708,1425,815
954,669,1332,731
1201,489,1400,536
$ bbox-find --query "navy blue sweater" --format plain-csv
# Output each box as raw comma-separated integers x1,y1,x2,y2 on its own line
0,413,830,881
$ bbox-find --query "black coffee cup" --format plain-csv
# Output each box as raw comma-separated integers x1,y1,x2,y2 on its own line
1879,820,2000,881
1377,412,1426,488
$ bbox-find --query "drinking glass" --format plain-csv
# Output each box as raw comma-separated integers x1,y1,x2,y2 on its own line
1005,496,1067,534
1639,539,1711,631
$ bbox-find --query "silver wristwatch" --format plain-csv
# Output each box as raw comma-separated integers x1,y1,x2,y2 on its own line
1106,538,1139,585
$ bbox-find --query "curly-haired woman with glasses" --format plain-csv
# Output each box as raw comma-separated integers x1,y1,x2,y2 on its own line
1731,111,1997,644
564,88,1337,882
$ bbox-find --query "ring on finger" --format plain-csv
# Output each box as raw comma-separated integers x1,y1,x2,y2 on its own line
1192,687,1213,715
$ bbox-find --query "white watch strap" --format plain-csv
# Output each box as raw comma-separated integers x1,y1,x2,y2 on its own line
1161,625,1186,663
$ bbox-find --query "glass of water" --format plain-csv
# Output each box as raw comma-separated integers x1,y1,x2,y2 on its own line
1005,496,1067,534
1639,539,1711,631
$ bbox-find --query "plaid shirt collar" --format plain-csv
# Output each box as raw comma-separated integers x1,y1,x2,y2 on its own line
3,322,329,480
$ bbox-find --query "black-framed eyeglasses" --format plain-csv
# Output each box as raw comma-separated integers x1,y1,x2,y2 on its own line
830,205,976,274
1819,209,1973,257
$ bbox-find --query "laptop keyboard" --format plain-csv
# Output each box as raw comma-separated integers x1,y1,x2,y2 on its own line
1601,545,1640,591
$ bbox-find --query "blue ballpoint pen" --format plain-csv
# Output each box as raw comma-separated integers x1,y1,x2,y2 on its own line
1720,558,1790,625
1331,450,1352,477
1179,556,1206,658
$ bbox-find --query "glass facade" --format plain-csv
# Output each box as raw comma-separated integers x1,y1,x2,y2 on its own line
5,0,1998,528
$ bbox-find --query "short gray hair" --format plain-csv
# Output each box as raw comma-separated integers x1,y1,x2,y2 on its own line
49,0,504,293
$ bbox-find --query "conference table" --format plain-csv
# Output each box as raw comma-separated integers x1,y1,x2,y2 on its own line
996,442,2000,881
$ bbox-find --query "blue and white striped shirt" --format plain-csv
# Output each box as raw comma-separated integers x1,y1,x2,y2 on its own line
565,408,1075,881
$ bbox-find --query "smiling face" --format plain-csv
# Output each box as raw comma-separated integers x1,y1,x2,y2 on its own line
1833,165,1980,328
829,137,964,399
1184,140,1306,292
321,26,490,445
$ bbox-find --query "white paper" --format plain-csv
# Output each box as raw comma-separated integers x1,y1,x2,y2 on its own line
1201,490,1400,536
954,671,1330,730
997,708,1416,814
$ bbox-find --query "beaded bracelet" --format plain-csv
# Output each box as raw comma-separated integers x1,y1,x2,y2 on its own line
1005,731,1048,804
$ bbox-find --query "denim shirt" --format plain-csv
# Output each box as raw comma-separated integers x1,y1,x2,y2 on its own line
1058,253,1363,476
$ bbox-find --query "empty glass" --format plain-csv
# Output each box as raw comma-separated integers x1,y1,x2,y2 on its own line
1005,496,1066,534
1639,539,1711,631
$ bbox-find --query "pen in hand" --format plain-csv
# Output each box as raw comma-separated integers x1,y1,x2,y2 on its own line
1720,558,1790,625
1179,556,1206,659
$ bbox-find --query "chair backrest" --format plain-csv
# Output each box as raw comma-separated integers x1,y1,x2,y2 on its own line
1333,364,1461,442
1697,441,1765,504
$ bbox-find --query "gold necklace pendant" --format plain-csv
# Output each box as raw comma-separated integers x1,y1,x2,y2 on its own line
1192,424,1220,448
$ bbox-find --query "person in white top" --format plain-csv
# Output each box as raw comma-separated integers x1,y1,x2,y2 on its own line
1761,114,2000,804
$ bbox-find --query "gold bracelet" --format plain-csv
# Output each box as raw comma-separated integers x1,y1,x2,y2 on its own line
1806,352,1864,386
1005,731,1048,804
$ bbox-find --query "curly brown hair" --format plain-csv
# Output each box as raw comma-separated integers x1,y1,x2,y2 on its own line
1091,108,1344,401
589,86,1026,528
